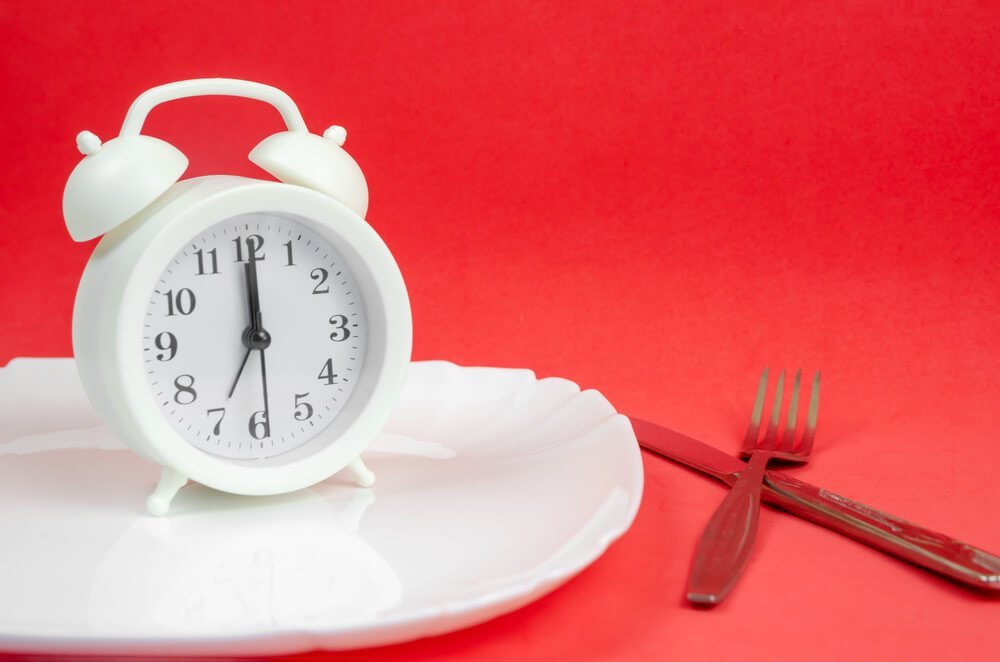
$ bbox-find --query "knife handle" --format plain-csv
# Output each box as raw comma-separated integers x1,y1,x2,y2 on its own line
762,470,1000,591
685,450,770,604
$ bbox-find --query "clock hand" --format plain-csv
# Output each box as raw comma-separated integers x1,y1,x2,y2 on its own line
246,253,262,322
227,348,252,400
246,253,272,435
259,346,271,437
228,257,271,400
249,255,273,435
227,323,272,400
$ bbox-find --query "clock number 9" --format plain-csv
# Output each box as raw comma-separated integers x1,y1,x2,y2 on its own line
154,332,177,361
329,314,351,341
173,374,197,405
249,410,270,439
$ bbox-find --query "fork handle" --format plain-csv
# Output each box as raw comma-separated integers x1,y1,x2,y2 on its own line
762,471,1000,590
685,451,771,604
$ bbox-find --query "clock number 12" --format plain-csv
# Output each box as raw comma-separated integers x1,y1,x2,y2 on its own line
233,235,265,262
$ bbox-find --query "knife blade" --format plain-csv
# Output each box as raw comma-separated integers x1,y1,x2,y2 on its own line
629,416,1000,592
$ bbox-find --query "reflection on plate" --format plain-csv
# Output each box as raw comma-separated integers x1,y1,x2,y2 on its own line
0,359,643,655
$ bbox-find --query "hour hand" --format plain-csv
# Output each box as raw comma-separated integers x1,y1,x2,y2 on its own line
227,348,252,400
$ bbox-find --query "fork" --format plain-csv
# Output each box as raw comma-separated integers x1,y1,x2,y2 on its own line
686,368,821,605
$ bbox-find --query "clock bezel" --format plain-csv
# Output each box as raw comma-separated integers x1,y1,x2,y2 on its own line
91,178,411,496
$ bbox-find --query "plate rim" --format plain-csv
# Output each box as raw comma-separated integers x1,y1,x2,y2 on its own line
0,358,645,654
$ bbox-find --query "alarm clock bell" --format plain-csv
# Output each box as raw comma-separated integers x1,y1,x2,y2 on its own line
64,78,368,242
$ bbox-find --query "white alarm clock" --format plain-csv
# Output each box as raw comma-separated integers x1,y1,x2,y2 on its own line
63,79,412,515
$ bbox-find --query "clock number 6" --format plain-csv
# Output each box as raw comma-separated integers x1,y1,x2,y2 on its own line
329,314,350,341
249,410,270,440
294,392,313,421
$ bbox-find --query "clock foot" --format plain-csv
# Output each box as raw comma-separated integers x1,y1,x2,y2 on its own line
346,457,375,487
146,466,188,516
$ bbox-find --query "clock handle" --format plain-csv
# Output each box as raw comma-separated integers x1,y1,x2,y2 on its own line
119,78,310,137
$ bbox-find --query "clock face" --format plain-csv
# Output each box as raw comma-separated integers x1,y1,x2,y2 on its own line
142,212,367,460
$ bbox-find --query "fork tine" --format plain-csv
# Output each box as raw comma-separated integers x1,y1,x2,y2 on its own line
741,369,769,450
798,371,821,454
761,369,785,447
782,369,802,450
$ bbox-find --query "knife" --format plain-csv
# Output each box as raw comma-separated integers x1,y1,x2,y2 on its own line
629,417,1000,592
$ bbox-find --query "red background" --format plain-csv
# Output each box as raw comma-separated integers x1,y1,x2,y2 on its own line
1,1,999,660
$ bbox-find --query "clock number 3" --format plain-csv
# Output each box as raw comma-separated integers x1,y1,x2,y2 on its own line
329,314,351,341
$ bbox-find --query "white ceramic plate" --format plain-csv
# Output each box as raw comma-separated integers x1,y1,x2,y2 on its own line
0,358,643,655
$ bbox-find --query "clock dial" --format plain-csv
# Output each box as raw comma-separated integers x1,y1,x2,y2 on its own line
143,212,367,460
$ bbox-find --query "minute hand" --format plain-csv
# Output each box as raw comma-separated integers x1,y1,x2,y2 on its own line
246,256,262,323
